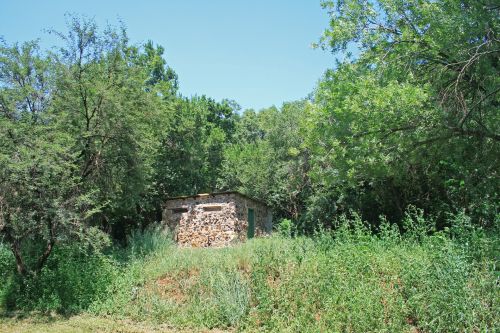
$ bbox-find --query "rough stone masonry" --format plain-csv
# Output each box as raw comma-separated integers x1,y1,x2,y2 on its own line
162,192,272,247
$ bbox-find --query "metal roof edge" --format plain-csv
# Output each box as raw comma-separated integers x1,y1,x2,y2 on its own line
164,191,269,207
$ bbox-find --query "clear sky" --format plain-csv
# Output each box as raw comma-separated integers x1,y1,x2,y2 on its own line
0,0,335,110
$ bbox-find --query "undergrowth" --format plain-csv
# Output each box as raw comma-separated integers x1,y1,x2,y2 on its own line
1,212,499,332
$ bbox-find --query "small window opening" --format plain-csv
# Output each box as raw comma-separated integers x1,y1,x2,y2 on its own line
171,207,188,213
203,206,222,212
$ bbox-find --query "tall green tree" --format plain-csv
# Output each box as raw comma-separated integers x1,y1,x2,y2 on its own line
50,17,171,234
219,101,312,222
0,40,100,276
0,16,182,271
308,0,500,225
154,96,238,199
129,40,178,97
319,0,499,141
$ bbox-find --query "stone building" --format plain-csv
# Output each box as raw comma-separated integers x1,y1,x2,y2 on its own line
162,191,272,247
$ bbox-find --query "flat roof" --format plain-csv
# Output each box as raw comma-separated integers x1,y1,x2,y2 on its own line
165,191,268,206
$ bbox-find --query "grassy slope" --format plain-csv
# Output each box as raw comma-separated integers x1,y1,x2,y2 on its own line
1,229,499,332
91,234,498,332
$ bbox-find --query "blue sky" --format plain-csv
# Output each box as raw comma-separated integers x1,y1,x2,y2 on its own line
0,0,335,110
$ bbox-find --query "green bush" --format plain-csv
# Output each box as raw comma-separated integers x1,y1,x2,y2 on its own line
400,239,498,332
0,242,14,308
2,244,118,314
124,225,174,260
0,242,12,280
88,227,176,317
276,218,294,237
200,268,250,327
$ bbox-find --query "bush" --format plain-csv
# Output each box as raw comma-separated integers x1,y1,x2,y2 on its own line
88,226,176,317
0,242,14,308
276,218,294,237
123,225,174,260
0,242,12,280
400,240,498,332
2,244,118,314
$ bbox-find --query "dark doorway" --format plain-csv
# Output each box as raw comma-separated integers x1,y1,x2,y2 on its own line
247,208,255,239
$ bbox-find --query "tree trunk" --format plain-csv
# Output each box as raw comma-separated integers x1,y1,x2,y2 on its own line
34,239,55,274
10,240,27,277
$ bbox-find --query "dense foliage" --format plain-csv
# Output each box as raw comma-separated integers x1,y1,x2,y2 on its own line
309,0,500,227
0,1,499,330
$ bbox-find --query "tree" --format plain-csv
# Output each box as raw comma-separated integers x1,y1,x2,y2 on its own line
318,0,499,142
0,40,99,276
50,16,171,235
219,101,313,223
309,0,500,225
129,40,178,97
154,96,238,199
0,16,180,274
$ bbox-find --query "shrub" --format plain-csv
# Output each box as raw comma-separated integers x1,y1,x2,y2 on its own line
0,242,14,309
124,225,174,260
2,244,118,314
276,218,294,237
202,268,250,327
402,205,435,241
399,239,499,332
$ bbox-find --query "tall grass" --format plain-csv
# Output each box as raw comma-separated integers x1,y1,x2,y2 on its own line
89,212,499,332
0,226,173,314
1,212,498,332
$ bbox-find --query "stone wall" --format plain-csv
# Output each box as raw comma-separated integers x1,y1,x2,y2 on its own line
162,192,272,247
233,195,273,240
